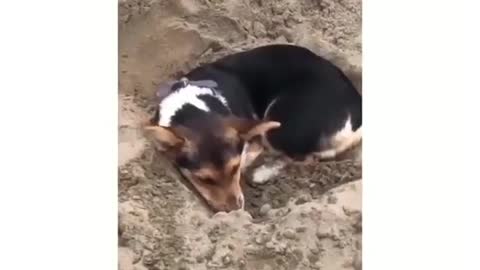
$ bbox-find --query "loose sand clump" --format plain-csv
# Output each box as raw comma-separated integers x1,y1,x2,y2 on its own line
119,0,362,269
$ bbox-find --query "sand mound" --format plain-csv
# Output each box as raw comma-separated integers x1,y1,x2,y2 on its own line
119,0,362,269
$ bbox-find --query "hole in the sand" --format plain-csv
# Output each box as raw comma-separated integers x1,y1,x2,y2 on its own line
243,152,362,218
135,145,362,220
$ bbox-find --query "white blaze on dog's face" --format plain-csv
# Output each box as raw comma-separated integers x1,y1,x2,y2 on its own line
144,117,280,212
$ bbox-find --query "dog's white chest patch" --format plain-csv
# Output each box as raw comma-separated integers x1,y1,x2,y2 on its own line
158,85,227,126
331,116,354,146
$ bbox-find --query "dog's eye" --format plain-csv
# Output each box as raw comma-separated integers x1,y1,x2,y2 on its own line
236,140,244,153
198,176,216,185
176,155,199,170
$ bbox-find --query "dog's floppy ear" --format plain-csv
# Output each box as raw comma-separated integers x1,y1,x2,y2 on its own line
144,125,185,152
224,116,281,141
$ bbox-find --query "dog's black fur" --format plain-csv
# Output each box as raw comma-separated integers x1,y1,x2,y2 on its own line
154,44,361,160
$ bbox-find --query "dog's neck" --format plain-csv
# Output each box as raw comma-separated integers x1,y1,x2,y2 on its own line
157,84,229,127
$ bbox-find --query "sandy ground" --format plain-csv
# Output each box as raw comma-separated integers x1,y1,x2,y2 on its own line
119,0,362,269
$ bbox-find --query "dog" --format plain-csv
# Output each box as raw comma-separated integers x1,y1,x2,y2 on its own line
144,44,362,212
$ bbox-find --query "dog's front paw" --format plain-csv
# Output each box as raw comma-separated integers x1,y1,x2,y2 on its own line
251,162,285,184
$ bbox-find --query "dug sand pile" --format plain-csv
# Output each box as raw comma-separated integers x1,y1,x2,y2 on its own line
119,1,362,269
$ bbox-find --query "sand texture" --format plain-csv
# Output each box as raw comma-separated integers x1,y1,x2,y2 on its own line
119,0,362,269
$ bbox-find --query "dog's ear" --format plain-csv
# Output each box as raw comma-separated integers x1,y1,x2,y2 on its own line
224,116,281,141
143,125,185,152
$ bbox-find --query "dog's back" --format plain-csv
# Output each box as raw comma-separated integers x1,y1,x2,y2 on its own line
184,44,362,159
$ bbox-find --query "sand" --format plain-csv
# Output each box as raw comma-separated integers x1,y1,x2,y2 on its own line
119,0,362,269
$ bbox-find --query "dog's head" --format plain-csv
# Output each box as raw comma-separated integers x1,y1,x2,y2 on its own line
144,114,280,212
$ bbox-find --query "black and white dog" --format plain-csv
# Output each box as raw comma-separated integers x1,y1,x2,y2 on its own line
145,44,362,212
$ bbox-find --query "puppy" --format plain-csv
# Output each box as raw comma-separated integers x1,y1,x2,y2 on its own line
144,44,362,212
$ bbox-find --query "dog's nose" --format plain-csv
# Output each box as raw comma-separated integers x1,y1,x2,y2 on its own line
227,194,244,211
237,194,245,209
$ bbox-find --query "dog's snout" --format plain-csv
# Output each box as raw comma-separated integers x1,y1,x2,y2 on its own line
226,193,244,211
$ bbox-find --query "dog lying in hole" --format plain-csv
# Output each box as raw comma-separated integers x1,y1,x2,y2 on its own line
144,44,362,212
